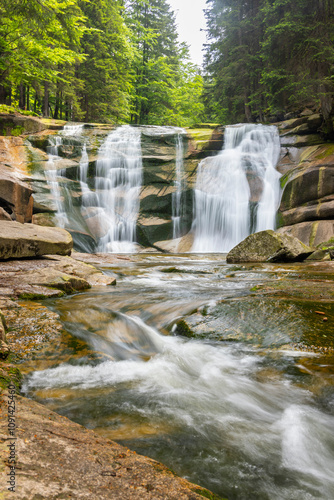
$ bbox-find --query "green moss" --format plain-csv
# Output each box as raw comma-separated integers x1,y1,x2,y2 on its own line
0,362,23,392
187,128,214,142
18,290,65,300
174,319,195,338
11,126,24,136
192,487,228,500
315,144,334,159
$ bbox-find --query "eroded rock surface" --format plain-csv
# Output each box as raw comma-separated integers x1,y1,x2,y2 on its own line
226,230,313,263
0,221,73,260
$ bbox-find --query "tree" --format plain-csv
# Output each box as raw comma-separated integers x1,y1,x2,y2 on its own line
0,0,86,114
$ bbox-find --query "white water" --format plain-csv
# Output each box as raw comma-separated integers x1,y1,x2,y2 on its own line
192,124,281,252
92,125,143,253
172,133,185,246
24,308,334,500
45,124,84,227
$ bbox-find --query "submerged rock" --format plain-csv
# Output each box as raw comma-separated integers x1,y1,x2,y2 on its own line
226,230,313,263
0,221,73,259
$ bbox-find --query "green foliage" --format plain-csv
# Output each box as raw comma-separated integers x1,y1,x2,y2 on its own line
203,0,334,134
126,0,204,126
0,0,205,126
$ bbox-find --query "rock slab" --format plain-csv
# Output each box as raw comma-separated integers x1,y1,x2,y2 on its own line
226,230,314,263
0,221,73,260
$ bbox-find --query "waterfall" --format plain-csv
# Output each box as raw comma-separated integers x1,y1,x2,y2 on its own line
93,125,143,253
172,133,185,246
45,124,84,227
192,124,281,253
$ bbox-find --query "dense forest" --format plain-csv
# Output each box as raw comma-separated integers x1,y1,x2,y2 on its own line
1,0,334,134
204,0,334,137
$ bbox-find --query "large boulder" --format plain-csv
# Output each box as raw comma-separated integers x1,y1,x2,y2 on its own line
226,229,313,263
0,221,73,260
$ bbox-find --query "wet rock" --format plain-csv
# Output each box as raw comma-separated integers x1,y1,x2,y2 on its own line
32,212,57,227
0,221,73,259
226,230,313,263
155,232,194,253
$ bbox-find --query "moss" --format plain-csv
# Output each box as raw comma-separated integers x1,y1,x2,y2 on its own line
315,144,334,159
18,290,65,300
11,126,24,136
0,362,23,392
186,129,214,142
174,319,195,338
192,487,228,500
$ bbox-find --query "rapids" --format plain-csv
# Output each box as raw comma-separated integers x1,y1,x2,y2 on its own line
22,254,334,500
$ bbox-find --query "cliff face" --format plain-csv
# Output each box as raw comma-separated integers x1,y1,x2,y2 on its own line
0,113,333,252
276,112,334,247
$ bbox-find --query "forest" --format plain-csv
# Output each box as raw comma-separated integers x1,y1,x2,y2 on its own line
1,0,334,134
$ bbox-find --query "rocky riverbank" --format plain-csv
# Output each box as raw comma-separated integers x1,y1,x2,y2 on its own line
0,249,221,499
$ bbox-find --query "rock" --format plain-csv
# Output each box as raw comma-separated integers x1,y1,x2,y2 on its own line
0,113,47,136
32,212,57,227
0,393,213,500
279,165,334,212
0,310,9,359
0,207,12,221
277,220,334,247
0,221,73,260
226,230,314,263
155,232,194,252
0,165,33,222
21,267,91,293
137,216,173,247
278,196,334,226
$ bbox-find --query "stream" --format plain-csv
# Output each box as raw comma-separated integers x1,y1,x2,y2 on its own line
22,254,334,500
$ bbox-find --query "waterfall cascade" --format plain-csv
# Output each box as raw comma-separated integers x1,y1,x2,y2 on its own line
192,124,281,253
45,124,84,227
172,133,185,245
92,125,143,253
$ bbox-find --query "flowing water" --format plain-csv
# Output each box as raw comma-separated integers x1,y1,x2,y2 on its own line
22,254,334,500
192,124,281,252
172,133,186,245
94,126,143,253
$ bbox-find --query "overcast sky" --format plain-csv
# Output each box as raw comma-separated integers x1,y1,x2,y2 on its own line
167,0,207,67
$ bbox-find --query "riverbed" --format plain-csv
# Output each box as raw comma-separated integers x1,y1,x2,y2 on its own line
21,254,334,500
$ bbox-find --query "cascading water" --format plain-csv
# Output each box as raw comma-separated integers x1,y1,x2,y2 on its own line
172,133,185,246
45,124,84,227
192,124,281,252
93,125,143,253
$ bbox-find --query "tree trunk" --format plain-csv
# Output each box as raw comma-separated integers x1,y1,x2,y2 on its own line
43,81,50,117
19,83,26,109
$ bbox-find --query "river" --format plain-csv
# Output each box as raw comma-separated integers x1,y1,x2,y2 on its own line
22,253,334,500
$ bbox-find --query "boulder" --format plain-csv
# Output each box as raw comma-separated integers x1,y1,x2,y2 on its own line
0,221,73,260
226,230,313,263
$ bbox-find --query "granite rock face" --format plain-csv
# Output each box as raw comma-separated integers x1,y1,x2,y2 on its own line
226,230,313,263
0,221,73,259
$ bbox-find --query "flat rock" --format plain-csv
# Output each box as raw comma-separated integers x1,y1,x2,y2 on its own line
226,230,313,263
0,221,73,260
0,392,214,500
